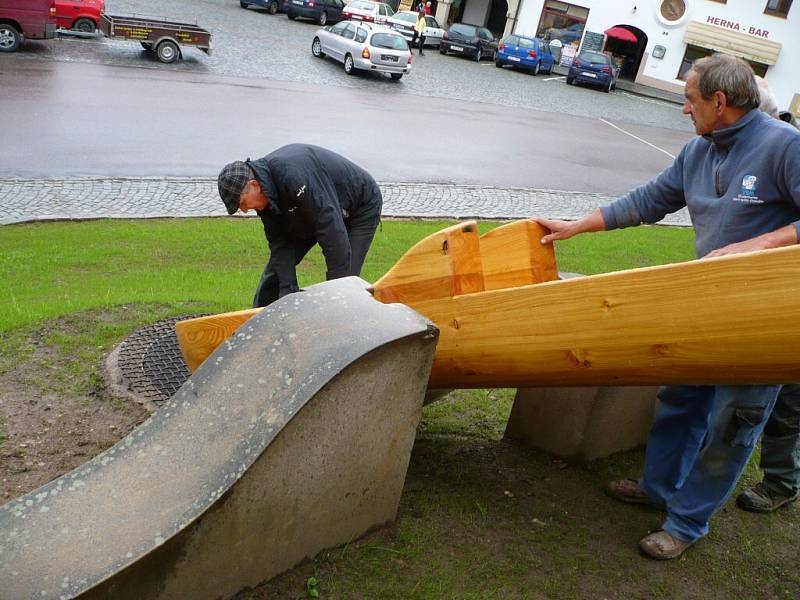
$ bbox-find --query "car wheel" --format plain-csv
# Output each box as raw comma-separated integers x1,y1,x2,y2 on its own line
566,76,574,85
0,23,21,52
344,53,356,75
140,41,154,51
474,44,482,61
156,40,179,63
73,18,96,33
390,73,402,80
532,61,540,76
311,37,325,58
240,0,248,7
439,45,447,55
268,0,279,14
287,11,296,19
317,10,327,25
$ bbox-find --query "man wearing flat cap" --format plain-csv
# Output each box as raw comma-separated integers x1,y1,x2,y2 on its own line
218,144,383,307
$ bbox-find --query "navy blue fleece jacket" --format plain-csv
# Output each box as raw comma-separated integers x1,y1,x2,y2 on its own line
601,109,800,258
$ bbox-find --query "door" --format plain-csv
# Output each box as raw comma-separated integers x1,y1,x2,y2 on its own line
328,0,345,22
56,0,81,29
424,16,443,46
325,20,349,60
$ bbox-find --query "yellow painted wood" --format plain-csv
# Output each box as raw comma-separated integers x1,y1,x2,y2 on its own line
418,245,800,388
480,220,558,290
176,308,260,372
175,220,800,388
372,221,484,304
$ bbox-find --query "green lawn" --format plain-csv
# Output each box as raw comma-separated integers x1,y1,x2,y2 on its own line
10,219,797,599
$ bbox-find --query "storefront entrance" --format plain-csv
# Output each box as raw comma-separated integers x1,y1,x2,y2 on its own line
603,24,647,81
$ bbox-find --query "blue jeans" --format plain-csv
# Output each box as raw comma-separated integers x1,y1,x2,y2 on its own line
639,384,781,542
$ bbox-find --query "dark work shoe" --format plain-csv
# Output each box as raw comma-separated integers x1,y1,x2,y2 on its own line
605,478,666,510
736,482,799,513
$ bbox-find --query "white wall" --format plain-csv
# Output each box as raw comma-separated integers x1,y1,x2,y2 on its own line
514,0,798,110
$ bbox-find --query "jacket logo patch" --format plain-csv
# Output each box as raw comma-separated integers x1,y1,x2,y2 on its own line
734,174,763,204
296,185,306,198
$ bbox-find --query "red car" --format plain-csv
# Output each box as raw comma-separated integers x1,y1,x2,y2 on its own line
55,0,104,33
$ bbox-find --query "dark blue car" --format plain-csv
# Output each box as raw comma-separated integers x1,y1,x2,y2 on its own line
494,34,555,75
240,0,285,15
566,50,617,93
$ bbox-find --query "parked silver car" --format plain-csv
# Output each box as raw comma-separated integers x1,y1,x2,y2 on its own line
312,20,412,79
386,11,445,47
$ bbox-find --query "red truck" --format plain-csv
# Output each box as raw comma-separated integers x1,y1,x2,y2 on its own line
0,0,57,52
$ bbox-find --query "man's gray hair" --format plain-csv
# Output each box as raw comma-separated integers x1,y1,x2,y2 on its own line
691,54,760,111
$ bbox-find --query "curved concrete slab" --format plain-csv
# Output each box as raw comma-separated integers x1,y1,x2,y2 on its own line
0,277,438,599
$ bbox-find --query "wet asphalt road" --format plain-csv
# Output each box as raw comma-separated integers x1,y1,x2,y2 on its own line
1,0,694,195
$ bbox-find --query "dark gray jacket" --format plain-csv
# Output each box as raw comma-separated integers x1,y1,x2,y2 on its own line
247,144,382,296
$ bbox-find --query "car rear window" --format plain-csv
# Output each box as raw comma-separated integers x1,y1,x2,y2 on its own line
396,12,416,22
449,24,476,36
349,0,375,9
580,51,609,64
371,32,408,49
517,37,534,49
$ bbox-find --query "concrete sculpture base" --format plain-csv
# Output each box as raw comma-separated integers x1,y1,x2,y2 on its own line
0,278,438,600
505,387,658,462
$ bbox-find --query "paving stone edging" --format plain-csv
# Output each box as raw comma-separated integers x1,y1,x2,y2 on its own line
0,177,691,226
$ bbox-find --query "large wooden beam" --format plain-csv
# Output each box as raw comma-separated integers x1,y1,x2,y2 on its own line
176,221,800,388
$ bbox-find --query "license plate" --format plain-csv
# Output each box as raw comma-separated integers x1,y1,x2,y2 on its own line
508,56,520,62
381,54,398,62
450,45,463,51
582,71,597,78
352,14,362,19
292,1,302,4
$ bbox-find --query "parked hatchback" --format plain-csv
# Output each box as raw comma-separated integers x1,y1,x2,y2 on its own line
439,22,496,61
341,0,394,25
55,0,104,33
494,34,554,75
386,10,444,47
566,50,617,92
286,0,344,25
312,20,411,79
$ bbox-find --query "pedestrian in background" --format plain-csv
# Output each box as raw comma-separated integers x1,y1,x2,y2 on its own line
424,1,432,15
411,9,426,55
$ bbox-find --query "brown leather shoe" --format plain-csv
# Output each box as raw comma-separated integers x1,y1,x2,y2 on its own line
604,479,665,509
639,530,695,560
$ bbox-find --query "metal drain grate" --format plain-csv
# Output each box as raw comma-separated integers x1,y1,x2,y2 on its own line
106,315,208,407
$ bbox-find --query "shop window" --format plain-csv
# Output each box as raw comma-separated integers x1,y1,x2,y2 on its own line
537,0,589,49
678,46,769,81
677,45,712,81
764,0,793,17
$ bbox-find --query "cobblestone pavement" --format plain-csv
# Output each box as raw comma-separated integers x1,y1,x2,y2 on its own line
8,0,691,133
0,177,691,226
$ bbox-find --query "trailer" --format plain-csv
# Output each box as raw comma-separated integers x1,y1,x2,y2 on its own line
99,13,211,63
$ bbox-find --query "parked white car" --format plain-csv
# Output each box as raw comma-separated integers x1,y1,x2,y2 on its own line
312,20,412,80
386,11,444,47
341,0,394,24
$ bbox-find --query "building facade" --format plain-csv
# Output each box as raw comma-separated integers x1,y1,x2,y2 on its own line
511,0,798,114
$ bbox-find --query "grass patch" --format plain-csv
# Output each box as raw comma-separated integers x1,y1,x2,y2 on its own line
11,218,788,600
0,218,695,332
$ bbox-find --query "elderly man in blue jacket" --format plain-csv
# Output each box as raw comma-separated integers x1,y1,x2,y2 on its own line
218,144,383,307
533,54,800,560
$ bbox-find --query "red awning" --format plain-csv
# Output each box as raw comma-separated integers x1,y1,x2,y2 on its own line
605,26,637,43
